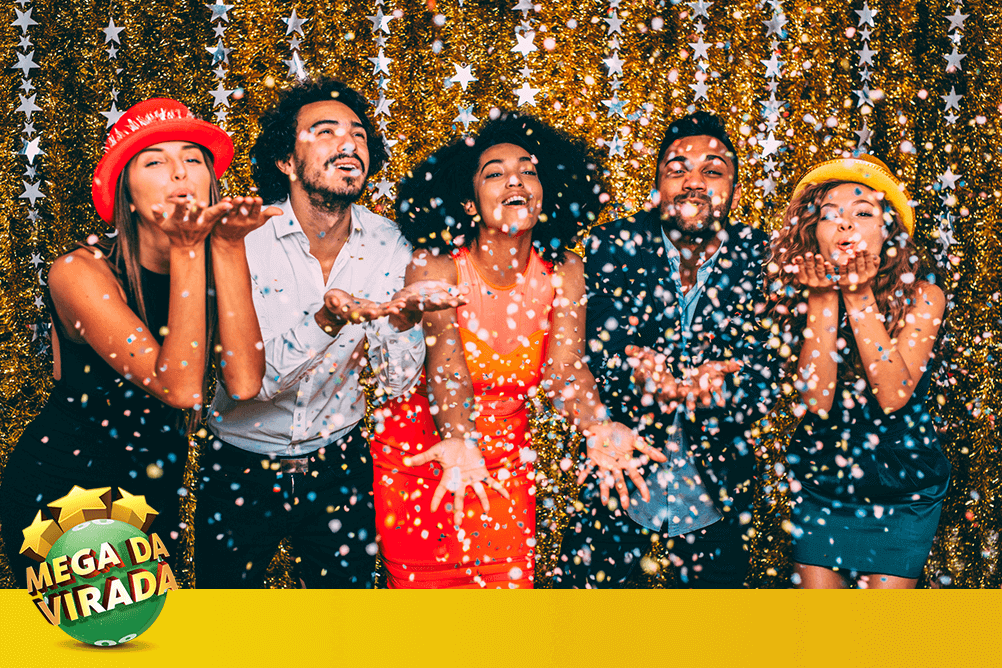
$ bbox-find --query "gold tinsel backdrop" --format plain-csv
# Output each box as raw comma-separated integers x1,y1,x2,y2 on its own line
0,0,999,588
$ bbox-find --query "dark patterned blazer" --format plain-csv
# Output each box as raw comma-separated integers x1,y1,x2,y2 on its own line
583,210,779,517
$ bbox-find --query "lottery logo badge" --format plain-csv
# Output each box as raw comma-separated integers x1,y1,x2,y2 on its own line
19,486,177,646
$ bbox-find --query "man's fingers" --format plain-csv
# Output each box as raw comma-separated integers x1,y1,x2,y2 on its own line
638,442,668,463
627,466,650,503
576,460,595,486
487,476,511,500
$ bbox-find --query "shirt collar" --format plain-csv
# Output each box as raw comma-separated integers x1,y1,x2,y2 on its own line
271,199,364,240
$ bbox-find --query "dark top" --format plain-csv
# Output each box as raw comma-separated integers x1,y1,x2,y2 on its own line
45,266,184,451
788,331,951,503
583,211,780,516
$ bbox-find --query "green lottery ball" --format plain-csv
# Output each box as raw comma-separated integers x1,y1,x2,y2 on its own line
43,519,166,646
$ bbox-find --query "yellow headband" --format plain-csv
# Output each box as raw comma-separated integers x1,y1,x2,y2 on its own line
791,155,914,235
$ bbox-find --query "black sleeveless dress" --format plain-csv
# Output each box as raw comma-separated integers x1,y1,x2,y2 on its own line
788,364,952,579
1,267,189,586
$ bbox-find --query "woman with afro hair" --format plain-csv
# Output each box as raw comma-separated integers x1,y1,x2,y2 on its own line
370,113,667,588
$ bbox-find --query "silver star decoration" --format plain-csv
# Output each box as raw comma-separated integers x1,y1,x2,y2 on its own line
12,7,37,33
602,95,626,118
100,101,124,128
941,86,962,111
513,0,533,14
518,65,532,78
759,132,783,157
213,64,227,79
693,20,706,34
514,82,540,107
367,9,393,34
107,43,118,59
857,43,876,66
607,134,626,157
454,104,478,130
859,67,872,82
945,111,959,125
605,11,623,34
690,79,709,100
944,47,966,72
610,78,623,90
368,49,392,75
855,1,876,27
513,32,536,57
206,39,232,65
939,167,959,190
516,19,533,34
214,24,226,37
938,218,956,248
760,91,783,118
18,34,31,49
284,8,308,36
689,37,710,61
854,86,871,107
103,17,124,43
30,252,43,267
21,136,44,164
21,180,44,205
451,63,477,91
854,119,872,146
11,50,39,76
206,3,234,22
214,108,229,123
947,8,968,32
290,36,302,50
34,295,44,309
374,95,394,116
285,51,307,79
603,51,624,76
688,0,712,19
764,13,787,37
762,53,783,78
210,83,234,107
755,175,776,196
16,92,40,120
373,178,394,201
859,26,872,41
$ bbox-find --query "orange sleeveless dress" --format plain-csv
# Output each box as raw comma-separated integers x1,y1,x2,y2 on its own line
371,247,554,588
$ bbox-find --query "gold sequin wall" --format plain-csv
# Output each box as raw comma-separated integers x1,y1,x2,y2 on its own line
1,0,999,588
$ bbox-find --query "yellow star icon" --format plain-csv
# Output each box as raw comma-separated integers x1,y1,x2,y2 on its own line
19,510,64,562
111,488,159,533
47,486,112,531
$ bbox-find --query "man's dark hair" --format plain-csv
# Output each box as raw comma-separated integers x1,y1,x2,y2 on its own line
252,78,389,204
655,110,738,179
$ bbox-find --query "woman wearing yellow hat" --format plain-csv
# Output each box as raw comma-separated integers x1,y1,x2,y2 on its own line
769,156,951,588
0,99,274,585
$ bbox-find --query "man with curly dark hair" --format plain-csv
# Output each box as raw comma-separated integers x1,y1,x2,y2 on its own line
195,78,460,588
556,110,780,588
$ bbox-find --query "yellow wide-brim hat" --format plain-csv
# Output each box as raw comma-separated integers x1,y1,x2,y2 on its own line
791,155,914,235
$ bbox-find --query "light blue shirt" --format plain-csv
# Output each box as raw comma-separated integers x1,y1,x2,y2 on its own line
209,200,425,456
624,230,724,534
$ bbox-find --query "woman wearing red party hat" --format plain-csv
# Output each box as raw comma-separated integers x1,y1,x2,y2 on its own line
0,99,275,585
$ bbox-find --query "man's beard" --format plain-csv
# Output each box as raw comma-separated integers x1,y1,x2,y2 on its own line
660,190,734,239
295,152,367,215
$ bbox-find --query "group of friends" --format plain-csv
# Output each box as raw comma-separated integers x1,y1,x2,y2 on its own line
0,76,952,589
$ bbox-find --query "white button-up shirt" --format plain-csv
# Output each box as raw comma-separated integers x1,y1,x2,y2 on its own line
209,199,425,455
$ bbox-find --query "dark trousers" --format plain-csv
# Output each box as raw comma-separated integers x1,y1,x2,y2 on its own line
194,424,375,589
555,482,751,588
